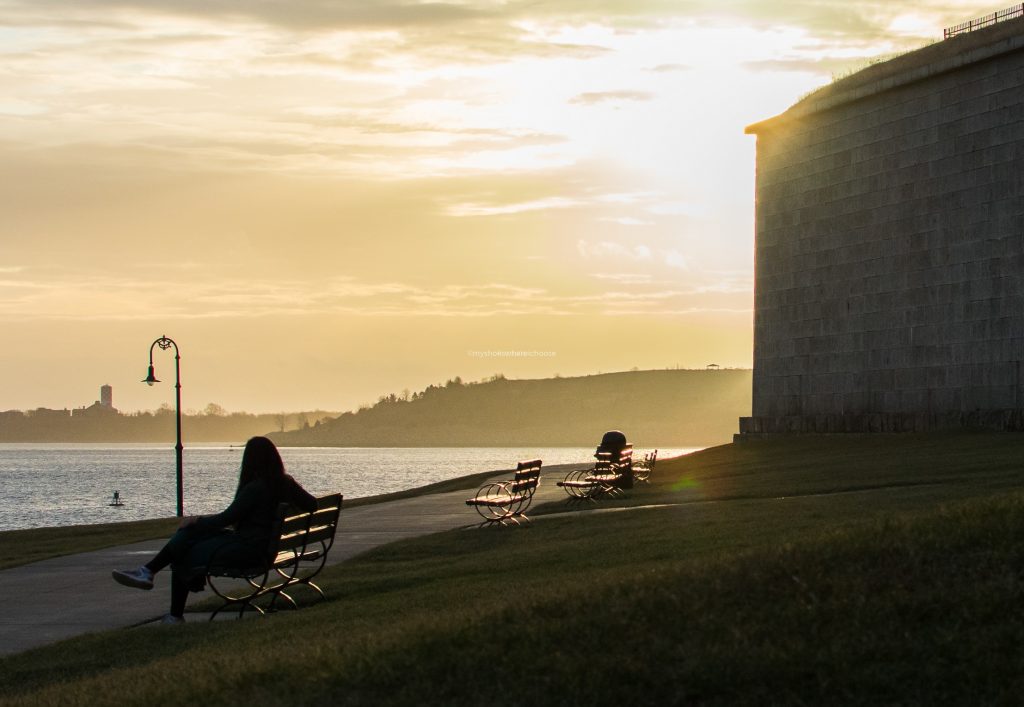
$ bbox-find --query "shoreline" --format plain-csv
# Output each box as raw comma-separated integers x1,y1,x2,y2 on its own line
0,441,704,448
1,446,697,533
0,461,594,569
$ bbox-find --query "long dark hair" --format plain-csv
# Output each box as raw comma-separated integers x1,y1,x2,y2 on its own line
237,436,286,496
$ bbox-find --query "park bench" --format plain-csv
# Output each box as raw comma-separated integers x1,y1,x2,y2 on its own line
205,492,343,619
633,449,658,484
465,459,542,527
557,444,633,501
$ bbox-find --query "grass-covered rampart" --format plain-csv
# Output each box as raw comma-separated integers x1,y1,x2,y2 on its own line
1,432,1022,704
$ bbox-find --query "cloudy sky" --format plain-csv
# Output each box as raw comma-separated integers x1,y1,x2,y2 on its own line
0,0,991,413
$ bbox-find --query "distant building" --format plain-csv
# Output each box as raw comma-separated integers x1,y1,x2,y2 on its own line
740,12,1024,435
75,385,119,417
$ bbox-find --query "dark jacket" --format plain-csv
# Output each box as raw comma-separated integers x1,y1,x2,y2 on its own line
192,474,317,546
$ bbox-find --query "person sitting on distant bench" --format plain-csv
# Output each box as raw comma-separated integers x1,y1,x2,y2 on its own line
596,429,633,489
111,436,317,624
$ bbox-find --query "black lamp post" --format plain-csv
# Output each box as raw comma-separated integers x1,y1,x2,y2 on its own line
143,335,183,517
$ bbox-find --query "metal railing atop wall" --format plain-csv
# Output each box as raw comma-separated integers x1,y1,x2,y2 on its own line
944,3,1024,38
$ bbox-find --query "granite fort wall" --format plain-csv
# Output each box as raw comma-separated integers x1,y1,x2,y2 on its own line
741,22,1024,434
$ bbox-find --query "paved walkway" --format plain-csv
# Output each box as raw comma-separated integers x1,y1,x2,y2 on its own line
0,464,581,657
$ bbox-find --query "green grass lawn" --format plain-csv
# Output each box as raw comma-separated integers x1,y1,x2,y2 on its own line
1,433,1023,705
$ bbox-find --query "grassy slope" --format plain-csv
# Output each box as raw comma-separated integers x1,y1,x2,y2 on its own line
2,433,1023,705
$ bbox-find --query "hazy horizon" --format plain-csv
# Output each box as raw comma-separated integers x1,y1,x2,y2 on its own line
9,366,751,416
0,1,988,413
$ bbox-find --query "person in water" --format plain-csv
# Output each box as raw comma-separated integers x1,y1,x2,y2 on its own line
112,436,317,624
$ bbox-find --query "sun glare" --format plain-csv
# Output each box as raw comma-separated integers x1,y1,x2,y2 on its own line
0,0,972,412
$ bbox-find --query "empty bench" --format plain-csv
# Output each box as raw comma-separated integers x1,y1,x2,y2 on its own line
633,449,658,484
465,459,542,527
557,444,633,502
205,492,343,619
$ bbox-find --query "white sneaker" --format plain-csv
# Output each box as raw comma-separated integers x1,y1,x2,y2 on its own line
160,614,185,625
112,567,154,590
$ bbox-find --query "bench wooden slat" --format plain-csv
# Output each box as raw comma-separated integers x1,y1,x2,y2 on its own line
281,506,338,534
467,494,531,506
272,547,324,565
300,523,337,546
557,478,597,487
277,523,335,551
508,479,539,494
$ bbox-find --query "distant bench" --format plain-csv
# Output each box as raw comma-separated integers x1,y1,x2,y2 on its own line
465,459,542,527
557,445,633,501
633,449,658,484
204,492,343,619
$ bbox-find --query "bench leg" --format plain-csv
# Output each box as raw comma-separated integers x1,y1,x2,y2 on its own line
301,580,326,599
267,578,325,611
210,596,266,622
475,512,529,528
207,570,273,621
267,590,297,612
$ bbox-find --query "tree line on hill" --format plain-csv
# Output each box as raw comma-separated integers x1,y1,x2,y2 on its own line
270,369,752,447
0,405,339,443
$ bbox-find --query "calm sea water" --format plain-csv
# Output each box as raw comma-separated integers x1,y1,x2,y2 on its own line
0,444,697,531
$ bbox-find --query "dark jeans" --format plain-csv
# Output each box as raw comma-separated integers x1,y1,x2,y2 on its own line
148,526,265,617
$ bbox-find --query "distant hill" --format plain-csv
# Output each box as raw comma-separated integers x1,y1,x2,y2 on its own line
270,369,751,447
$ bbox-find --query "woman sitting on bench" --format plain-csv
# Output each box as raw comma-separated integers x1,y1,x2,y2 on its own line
111,436,317,624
